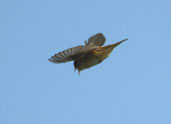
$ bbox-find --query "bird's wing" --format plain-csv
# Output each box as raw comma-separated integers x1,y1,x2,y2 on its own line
86,33,106,46
49,44,98,63
49,33,105,63
49,45,85,63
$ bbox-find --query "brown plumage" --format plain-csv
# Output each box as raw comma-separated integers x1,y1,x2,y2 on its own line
49,33,127,74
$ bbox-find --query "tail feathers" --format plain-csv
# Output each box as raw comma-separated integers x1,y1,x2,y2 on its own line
107,38,128,48
114,38,128,46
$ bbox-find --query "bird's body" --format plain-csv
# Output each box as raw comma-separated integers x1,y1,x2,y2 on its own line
49,33,127,74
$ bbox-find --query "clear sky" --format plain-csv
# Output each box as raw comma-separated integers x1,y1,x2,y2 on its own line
0,0,171,124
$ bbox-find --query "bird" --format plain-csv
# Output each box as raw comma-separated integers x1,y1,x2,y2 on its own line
49,33,127,75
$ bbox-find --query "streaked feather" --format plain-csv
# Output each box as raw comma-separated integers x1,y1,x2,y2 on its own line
49,33,106,63
49,45,84,63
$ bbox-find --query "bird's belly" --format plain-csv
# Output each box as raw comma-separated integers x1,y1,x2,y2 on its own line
78,52,108,70
79,58,101,70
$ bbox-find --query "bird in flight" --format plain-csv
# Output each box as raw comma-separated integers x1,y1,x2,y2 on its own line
49,33,127,75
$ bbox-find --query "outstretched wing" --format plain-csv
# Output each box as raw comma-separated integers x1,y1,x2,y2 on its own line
49,45,84,63
86,33,106,46
49,33,106,63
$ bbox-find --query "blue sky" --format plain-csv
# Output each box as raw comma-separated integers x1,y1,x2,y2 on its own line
0,0,171,124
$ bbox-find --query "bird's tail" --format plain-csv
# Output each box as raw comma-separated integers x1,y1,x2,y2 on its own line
101,38,128,53
107,38,128,48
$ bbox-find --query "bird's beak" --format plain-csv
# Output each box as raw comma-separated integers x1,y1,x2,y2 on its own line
74,67,80,76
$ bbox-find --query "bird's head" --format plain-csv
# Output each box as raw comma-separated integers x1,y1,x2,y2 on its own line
74,61,81,75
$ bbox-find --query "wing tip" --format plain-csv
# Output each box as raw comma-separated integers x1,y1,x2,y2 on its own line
48,58,60,63
48,58,54,62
